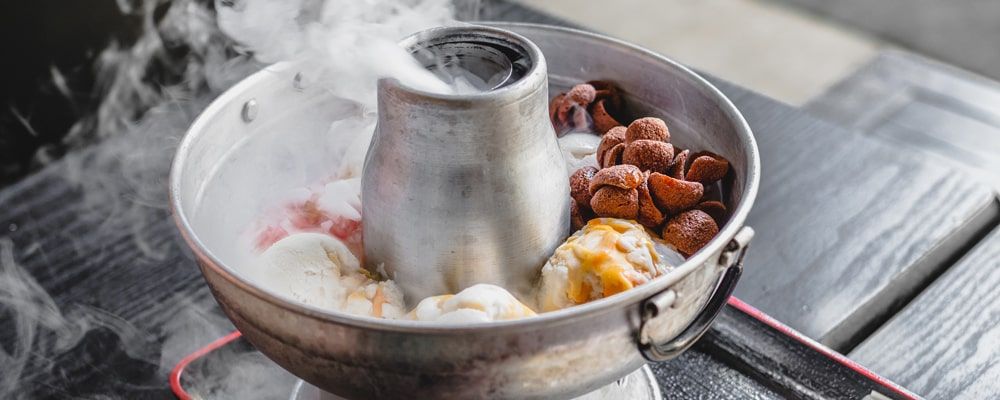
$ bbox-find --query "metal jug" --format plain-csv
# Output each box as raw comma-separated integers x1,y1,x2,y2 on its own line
362,26,569,302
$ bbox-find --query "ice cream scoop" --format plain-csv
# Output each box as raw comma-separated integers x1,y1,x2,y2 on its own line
558,132,601,174
245,233,404,318
537,218,682,312
342,280,406,319
410,283,536,323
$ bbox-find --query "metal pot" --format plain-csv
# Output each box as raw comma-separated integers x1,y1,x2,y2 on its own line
170,23,759,399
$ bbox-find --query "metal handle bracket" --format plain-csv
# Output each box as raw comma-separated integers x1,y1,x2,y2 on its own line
639,226,754,361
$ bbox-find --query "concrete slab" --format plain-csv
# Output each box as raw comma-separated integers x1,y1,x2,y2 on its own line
515,0,882,105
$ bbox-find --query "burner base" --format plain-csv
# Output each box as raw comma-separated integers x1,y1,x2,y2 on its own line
288,365,661,400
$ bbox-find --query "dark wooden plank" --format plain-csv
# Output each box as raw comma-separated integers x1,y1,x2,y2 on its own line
711,78,1000,351
849,227,1000,399
652,347,784,400
0,139,229,399
699,304,912,400
805,50,1000,189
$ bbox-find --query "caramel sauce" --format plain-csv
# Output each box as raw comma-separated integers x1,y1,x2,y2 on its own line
564,220,649,304
372,285,385,317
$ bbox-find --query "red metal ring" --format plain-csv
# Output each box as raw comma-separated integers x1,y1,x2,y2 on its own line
726,297,919,400
169,330,243,400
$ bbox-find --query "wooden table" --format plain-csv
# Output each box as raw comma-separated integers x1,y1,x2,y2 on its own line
1,2,998,399
850,226,1000,399
807,50,1000,399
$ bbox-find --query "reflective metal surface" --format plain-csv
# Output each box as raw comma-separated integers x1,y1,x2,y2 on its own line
170,23,759,399
289,365,661,400
363,26,568,301
640,226,753,361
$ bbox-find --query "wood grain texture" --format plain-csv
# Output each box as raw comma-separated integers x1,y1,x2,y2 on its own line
701,305,911,400
807,47,1000,400
0,152,230,399
651,346,783,400
805,50,1000,189
849,227,1000,399
712,77,1000,350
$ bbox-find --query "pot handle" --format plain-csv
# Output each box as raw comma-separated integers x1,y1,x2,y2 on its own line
638,226,754,361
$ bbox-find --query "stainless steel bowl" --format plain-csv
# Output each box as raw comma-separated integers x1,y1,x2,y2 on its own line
170,23,760,399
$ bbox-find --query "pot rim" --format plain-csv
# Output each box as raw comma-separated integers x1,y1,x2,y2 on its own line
168,22,760,334
380,25,547,106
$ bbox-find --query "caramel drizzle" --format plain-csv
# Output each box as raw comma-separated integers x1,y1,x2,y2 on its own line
564,220,654,304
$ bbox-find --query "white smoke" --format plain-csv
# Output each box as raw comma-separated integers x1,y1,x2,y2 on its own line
2,0,246,395
1,0,480,398
0,237,156,399
218,0,459,106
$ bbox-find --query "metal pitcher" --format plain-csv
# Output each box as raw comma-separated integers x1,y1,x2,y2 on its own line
361,25,570,302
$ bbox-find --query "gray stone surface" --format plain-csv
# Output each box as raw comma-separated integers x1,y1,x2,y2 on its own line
517,0,879,105
775,0,1000,81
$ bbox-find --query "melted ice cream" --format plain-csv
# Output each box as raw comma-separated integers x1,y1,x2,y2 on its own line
537,218,680,312
245,233,404,318
558,132,601,174
410,284,536,323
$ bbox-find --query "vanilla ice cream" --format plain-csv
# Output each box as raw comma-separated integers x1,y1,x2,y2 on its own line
245,232,404,318
558,132,601,174
342,280,406,319
410,284,537,323
537,218,677,312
